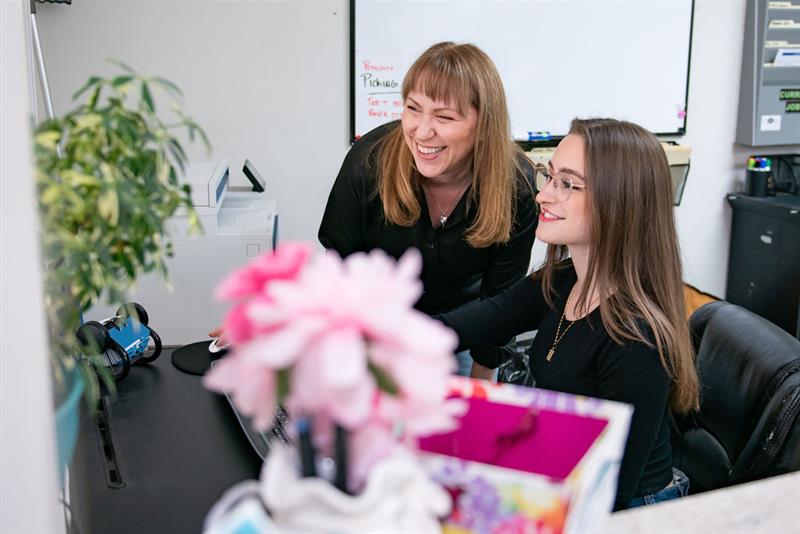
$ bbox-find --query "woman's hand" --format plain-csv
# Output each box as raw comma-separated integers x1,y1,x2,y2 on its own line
470,362,495,381
208,327,227,345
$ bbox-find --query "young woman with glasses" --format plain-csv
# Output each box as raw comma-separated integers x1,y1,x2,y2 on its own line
439,118,700,510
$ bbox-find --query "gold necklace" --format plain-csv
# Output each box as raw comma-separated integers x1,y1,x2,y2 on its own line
546,312,576,362
546,283,599,362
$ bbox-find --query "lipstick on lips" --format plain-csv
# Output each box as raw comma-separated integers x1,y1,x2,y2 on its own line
538,207,563,222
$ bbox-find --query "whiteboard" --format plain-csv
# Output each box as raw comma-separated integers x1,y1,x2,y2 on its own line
352,0,694,141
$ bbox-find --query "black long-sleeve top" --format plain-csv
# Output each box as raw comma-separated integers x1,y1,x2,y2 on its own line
319,122,538,367
439,263,674,511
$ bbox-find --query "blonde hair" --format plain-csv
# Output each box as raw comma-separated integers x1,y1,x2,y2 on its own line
539,118,700,413
376,42,527,247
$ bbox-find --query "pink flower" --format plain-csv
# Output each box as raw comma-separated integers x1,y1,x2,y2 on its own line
348,422,400,492
215,241,312,301
203,352,277,430
204,242,462,489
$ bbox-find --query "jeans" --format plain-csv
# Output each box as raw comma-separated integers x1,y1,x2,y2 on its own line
455,350,472,376
627,467,690,508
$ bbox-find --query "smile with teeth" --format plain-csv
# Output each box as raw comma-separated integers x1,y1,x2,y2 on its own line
540,208,564,221
417,144,445,155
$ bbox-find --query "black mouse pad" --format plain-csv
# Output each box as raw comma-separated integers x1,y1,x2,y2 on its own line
171,341,227,375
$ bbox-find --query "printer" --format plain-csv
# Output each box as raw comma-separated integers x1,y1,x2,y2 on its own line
88,159,278,345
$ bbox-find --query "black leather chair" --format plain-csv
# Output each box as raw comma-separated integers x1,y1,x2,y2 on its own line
672,301,800,494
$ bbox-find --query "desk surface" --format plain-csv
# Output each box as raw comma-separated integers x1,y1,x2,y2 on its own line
603,471,800,534
69,348,261,534
70,349,800,533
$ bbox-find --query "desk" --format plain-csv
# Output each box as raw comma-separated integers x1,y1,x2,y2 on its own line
69,349,800,533
69,348,261,534
603,471,800,533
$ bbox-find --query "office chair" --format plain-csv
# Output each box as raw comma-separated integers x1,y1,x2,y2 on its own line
672,301,800,494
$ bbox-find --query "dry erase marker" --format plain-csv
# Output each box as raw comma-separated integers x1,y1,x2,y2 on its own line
528,131,552,141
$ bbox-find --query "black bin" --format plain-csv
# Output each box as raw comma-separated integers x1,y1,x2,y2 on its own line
725,193,800,340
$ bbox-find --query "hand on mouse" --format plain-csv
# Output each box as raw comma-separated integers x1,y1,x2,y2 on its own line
208,327,230,353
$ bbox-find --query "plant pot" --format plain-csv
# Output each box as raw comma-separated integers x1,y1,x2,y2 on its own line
54,366,84,486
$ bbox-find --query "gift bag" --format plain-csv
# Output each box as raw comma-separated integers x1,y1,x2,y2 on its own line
418,378,632,534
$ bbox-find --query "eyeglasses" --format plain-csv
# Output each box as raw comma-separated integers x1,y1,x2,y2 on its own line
533,164,586,202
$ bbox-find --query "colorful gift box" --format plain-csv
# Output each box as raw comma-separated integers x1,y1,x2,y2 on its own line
418,378,632,534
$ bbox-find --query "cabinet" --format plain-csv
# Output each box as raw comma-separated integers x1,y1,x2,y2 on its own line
726,193,800,339
735,0,800,146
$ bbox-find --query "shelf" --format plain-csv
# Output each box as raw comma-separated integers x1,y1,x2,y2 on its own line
765,41,800,48
762,64,800,85
768,1,800,10
768,21,800,29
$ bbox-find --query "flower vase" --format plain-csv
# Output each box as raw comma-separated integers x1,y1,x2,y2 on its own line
261,444,451,533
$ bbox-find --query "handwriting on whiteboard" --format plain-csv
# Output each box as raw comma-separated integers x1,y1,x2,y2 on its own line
361,60,403,119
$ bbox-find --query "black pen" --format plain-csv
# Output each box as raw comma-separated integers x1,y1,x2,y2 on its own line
296,417,317,477
334,424,348,493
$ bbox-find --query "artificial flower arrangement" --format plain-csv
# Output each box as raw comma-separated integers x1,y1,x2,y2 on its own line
203,242,465,531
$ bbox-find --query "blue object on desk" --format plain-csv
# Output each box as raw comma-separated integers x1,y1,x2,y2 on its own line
77,302,162,382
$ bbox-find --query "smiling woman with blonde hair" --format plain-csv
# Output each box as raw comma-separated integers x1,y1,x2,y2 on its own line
319,42,537,377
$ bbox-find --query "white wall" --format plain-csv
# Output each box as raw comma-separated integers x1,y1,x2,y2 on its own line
36,0,800,300
37,0,351,249
675,0,799,297
1,1,64,532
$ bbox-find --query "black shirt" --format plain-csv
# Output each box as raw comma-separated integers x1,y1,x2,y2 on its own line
319,122,538,365
440,263,674,510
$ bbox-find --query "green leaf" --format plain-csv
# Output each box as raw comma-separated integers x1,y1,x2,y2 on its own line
141,83,155,113
167,139,187,166
88,85,103,110
41,184,62,205
111,75,134,88
107,58,135,74
368,362,399,395
35,130,61,150
62,170,100,188
276,369,291,403
98,189,119,226
72,76,103,100
74,114,102,132
151,77,183,98
196,125,211,153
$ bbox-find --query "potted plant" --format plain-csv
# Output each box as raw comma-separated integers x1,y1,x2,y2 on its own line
34,61,209,472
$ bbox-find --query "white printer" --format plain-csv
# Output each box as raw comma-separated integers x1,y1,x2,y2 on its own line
88,160,277,345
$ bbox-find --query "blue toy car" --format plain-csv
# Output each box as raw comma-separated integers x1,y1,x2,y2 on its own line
77,302,162,381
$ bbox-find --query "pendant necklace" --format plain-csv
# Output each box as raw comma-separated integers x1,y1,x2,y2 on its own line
546,286,599,362
425,179,470,227
546,312,576,362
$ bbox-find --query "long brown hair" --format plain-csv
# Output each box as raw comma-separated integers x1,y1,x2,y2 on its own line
539,118,700,413
376,42,526,247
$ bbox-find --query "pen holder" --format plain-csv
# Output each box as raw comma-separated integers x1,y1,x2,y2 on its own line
746,169,775,197
259,444,451,533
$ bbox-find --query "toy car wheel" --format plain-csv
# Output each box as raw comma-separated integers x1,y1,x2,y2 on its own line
76,321,110,353
103,339,131,381
140,328,162,363
117,302,149,326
